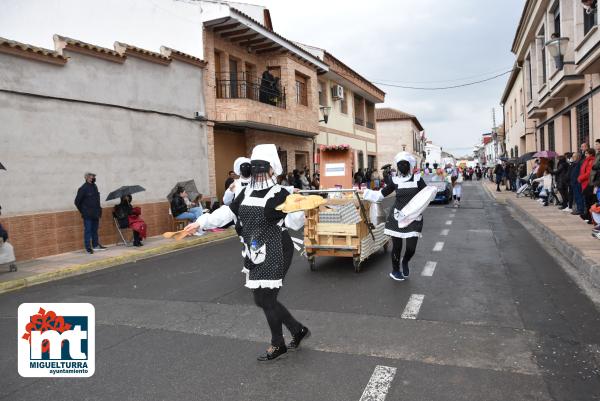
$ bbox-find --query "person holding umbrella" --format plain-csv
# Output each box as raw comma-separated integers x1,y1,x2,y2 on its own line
114,195,147,247
75,172,106,254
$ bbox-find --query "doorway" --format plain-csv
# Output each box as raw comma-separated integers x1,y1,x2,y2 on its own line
295,151,309,172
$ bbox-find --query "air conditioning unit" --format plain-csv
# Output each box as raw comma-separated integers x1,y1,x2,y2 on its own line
331,85,344,100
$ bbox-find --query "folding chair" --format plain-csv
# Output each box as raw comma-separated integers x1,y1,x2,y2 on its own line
169,207,190,231
113,214,132,247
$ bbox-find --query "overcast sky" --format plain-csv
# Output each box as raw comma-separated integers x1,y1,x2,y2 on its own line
1,0,524,157
257,0,525,156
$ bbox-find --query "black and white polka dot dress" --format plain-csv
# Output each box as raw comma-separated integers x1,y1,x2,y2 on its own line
383,174,428,238
234,185,292,289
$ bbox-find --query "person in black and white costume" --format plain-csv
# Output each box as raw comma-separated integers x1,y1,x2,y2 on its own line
223,157,251,206
363,152,432,281
184,144,310,361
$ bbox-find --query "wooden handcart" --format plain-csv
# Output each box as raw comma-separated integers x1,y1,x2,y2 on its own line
300,189,389,273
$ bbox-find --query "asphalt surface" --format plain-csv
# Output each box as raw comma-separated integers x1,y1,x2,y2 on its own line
1,181,600,401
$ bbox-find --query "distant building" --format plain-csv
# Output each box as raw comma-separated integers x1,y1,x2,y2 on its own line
424,142,442,167
375,108,425,169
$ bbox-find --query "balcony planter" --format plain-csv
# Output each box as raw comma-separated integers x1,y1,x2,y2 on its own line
320,144,351,151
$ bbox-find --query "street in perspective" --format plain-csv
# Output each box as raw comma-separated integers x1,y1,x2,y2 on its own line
2,1,600,400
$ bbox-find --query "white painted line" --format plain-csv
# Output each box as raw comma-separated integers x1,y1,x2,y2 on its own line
445,220,453,225
422,261,437,276
449,214,456,218
401,294,425,319
433,241,444,251
440,229,449,236
359,365,397,401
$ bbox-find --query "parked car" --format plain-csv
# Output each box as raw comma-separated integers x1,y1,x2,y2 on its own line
423,175,452,204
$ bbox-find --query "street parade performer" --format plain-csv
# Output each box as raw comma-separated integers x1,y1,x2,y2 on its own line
362,152,436,282
223,156,252,206
184,144,310,361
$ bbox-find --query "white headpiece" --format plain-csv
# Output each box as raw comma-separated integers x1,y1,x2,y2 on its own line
250,144,283,176
393,151,417,170
233,157,251,176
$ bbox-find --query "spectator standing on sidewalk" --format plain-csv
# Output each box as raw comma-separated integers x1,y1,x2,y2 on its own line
494,163,504,192
554,155,570,210
578,148,596,223
589,139,600,192
570,152,584,215
581,142,590,158
74,172,107,254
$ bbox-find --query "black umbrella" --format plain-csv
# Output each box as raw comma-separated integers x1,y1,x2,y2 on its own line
381,164,392,170
167,180,200,202
0,162,5,170
106,185,146,201
518,152,537,163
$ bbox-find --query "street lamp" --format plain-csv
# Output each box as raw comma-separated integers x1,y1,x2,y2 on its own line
319,106,331,124
545,36,569,69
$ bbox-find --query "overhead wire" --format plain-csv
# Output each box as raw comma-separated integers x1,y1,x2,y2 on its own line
371,69,514,90
370,65,513,85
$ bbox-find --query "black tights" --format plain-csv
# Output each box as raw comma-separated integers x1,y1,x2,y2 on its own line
391,237,418,271
253,288,302,347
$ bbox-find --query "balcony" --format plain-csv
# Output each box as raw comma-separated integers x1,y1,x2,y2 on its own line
366,121,375,129
355,117,364,126
216,72,286,109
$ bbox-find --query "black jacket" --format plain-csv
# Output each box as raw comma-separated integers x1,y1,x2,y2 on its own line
170,194,188,217
553,159,569,187
113,202,133,229
0,223,7,242
74,182,102,219
591,154,600,187
570,160,582,185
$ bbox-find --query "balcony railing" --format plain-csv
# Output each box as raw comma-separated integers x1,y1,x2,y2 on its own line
355,117,364,126
215,72,286,109
366,121,375,129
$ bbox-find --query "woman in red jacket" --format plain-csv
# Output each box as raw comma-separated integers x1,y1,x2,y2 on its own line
578,148,597,222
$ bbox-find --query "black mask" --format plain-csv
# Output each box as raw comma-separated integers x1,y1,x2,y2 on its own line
397,160,411,176
240,163,252,179
91,177,96,184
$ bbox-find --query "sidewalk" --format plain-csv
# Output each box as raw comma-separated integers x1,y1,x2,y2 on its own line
0,228,236,294
482,180,600,290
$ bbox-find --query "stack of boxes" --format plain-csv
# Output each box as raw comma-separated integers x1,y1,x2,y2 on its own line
360,223,387,261
318,203,361,224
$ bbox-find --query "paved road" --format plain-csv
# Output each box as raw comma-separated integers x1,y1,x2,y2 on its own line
1,182,600,401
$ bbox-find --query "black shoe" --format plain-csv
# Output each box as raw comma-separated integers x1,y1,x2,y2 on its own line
133,242,142,247
257,345,287,361
288,327,311,350
402,262,410,278
93,244,107,251
86,248,94,254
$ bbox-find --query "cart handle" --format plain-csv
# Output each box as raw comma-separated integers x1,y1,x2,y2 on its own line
297,189,358,193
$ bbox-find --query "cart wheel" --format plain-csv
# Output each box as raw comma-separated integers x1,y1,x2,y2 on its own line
308,255,316,271
383,241,389,252
9,263,17,272
353,256,361,273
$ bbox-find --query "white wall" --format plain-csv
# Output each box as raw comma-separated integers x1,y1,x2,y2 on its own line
425,144,442,166
376,119,420,169
0,48,208,215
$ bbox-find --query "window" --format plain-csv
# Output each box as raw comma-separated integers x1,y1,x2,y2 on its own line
552,2,561,36
514,99,517,123
519,89,523,114
340,89,348,114
548,121,556,151
510,148,514,158
354,94,365,125
295,73,308,106
526,55,533,101
577,101,590,146
584,6,598,35
515,145,519,157
318,81,326,106
540,126,545,150
365,101,375,129
539,27,547,83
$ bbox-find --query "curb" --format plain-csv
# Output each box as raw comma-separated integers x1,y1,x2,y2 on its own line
480,182,600,290
0,229,237,295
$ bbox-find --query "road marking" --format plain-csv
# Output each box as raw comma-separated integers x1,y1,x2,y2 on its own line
422,261,437,276
433,241,444,251
401,294,425,319
445,220,453,225
440,229,449,236
449,214,456,218
359,365,397,401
